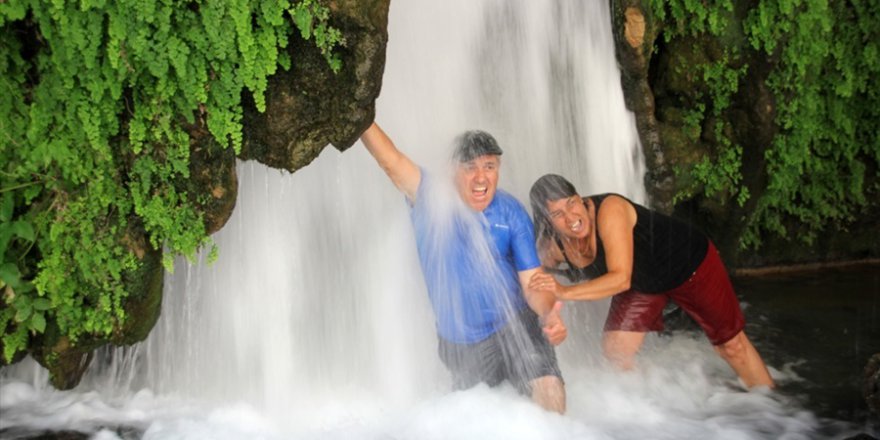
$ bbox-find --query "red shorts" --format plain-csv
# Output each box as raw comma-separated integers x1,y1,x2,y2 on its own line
603,241,745,345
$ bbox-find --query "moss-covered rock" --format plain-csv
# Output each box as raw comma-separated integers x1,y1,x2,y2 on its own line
240,0,389,172
611,0,673,213
112,246,164,346
31,243,163,389
32,337,97,390
185,121,239,236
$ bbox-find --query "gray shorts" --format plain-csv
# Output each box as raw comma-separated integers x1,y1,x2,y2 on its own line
437,307,563,395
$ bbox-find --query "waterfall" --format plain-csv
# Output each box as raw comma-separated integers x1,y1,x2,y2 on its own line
118,0,639,426
132,0,645,427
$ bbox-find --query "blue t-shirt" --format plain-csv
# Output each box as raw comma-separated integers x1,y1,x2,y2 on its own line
410,171,541,344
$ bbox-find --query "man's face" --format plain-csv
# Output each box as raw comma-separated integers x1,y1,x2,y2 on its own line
454,155,500,212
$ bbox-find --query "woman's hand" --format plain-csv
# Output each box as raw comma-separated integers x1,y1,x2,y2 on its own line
529,271,568,300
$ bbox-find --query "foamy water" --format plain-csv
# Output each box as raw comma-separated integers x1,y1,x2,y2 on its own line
2,333,849,439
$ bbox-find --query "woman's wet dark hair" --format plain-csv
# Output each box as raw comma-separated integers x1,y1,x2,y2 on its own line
529,174,579,241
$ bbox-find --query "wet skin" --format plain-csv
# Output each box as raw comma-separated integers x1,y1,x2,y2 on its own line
455,155,499,212
546,195,592,241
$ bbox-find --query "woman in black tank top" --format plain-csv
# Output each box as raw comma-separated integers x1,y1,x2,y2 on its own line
527,174,774,389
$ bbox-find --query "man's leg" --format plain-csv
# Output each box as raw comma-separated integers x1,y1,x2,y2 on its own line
714,330,774,388
501,308,566,414
529,375,566,413
438,336,504,390
602,330,647,370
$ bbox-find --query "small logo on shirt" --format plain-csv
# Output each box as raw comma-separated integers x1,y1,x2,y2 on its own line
493,223,510,229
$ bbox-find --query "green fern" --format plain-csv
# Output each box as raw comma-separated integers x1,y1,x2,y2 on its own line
0,0,344,362
650,0,879,249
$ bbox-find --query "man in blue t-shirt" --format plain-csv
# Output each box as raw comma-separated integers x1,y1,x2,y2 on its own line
360,122,566,413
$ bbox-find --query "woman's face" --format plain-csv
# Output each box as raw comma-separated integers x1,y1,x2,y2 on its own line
545,195,591,239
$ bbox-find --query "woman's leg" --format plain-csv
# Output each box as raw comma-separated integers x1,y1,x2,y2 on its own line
602,290,665,370
714,330,774,388
602,330,648,370
671,241,774,389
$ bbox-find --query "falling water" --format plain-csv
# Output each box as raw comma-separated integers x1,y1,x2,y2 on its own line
1,1,869,439
131,0,649,425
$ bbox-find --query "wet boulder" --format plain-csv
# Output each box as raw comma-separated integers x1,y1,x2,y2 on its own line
239,0,390,172
610,0,673,214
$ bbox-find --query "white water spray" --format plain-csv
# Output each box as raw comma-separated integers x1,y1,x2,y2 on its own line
1,1,852,439
132,0,647,423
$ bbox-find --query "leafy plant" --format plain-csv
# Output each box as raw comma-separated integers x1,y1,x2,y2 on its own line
0,0,343,363
649,0,879,249
740,0,879,247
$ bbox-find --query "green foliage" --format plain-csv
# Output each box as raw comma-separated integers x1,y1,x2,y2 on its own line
290,0,346,72
740,0,880,248
649,0,734,39
0,1,343,362
650,0,880,249
652,0,750,209
671,56,749,207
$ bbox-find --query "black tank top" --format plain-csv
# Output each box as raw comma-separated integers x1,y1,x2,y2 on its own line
556,194,708,293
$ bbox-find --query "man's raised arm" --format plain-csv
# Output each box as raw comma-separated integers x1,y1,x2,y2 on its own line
360,122,421,200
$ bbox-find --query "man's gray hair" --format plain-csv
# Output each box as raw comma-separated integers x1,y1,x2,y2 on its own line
452,130,503,163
